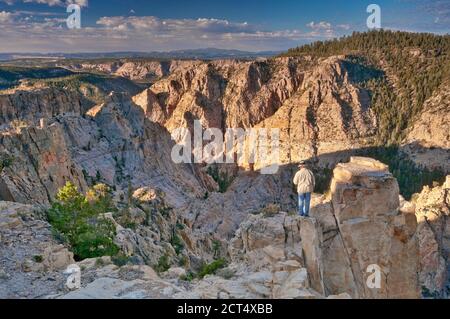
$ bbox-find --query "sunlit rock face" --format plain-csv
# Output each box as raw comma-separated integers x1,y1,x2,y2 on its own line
133,56,377,170
328,157,420,299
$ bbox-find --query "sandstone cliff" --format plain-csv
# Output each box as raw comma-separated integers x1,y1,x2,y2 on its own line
414,176,450,297
403,82,450,171
0,157,425,299
133,56,377,169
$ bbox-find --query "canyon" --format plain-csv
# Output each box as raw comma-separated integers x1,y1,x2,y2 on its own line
0,41,449,299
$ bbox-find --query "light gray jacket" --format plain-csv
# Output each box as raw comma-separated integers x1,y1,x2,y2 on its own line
293,168,315,194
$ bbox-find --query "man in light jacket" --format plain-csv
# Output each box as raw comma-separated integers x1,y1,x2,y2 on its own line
293,160,315,217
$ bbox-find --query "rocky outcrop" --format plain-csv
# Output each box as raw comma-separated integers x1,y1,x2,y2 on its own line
0,122,88,205
415,176,450,297
0,92,209,207
0,157,425,299
226,157,421,299
65,60,189,83
0,88,90,127
328,157,420,298
0,201,74,298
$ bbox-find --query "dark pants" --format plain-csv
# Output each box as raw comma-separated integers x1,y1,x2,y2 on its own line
298,193,312,217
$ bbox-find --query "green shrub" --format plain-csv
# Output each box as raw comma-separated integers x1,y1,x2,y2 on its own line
207,165,234,193
155,254,170,273
112,254,131,267
0,153,14,173
180,271,195,282
170,233,185,255
33,255,43,263
212,240,221,259
198,258,227,279
47,182,119,261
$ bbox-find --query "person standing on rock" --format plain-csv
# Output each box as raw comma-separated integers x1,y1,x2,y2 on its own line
293,160,315,217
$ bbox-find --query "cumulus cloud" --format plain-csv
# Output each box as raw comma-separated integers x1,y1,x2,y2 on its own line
306,21,332,30
96,16,255,34
0,12,352,52
0,10,13,23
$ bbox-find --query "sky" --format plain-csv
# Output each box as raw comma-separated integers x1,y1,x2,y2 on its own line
0,0,449,53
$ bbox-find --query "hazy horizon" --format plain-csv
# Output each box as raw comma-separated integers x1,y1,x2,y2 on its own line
0,0,449,53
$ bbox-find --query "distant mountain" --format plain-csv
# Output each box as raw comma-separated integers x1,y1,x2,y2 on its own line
0,48,280,61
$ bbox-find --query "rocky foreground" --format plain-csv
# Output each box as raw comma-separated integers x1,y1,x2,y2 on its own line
1,157,448,299
0,50,448,299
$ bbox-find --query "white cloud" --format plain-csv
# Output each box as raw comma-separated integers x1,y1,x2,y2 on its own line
0,10,13,23
0,0,88,7
96,16,254,34
337,24,351,30
0,13,353,52
306,21,332,30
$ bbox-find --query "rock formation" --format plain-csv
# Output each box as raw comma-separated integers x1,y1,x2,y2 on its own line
0,202,74,298
0,157,426,299
327,157,420,298
132,56,377,169
414,176,450,297
0,53,448,300
402,82,450,171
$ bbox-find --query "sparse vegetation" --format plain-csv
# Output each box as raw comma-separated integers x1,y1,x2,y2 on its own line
170,232,185,255
356,146,446,200
47,182,119,261
155,254,170,273
283,30,450,145
207,164,234,193
112,253,131,267
197,258,227,279
260,203,280,218
0,153,14,173
33,255,43,263
180,271,196,282
216,267,236,280
212,240,221,259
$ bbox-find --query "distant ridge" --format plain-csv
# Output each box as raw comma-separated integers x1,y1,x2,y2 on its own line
0,48,280,61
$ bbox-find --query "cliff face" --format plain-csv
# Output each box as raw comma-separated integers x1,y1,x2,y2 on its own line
66,60,196,83
328,157,419,298
133,57,304,131
0,88,90,127
0,157,423,299
133,56,377,169
0,55,448,299
402,82,450,171
414,176,450,296
0,91,208,207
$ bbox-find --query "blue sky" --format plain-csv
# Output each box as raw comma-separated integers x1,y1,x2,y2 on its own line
0,0,448,53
